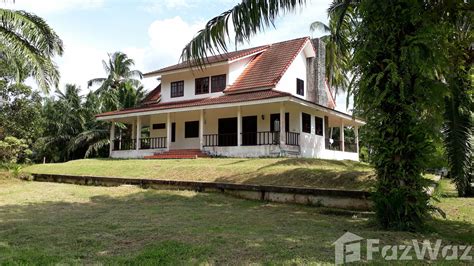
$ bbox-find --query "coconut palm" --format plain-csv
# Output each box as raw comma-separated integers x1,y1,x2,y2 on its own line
309,14,354,101
0,8,63,92
88,52,143,93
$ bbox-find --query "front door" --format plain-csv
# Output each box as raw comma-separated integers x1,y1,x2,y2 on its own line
242,116,257,145
218,117,237,146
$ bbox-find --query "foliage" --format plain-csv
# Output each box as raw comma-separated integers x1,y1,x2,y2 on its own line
180,0,305,65
350,0,452,230
0,83,43,142
441,3,473,197
0,136,31,164
0,8,63,93
38,51,145,162
179,0,473,230
309,7,355,99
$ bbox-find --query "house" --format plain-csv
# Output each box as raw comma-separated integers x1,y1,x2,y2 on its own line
96,37,364,160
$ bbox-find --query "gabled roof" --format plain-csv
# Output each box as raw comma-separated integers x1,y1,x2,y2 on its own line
97,90,290,118
225,37,311,93
143,45,269,77
142,84,161,105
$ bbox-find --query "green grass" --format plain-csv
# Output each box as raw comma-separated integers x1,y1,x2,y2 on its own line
0,175,472,265
24,158,376,191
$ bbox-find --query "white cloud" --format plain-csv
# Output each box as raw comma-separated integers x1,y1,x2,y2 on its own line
3,0,104,14
55,39,108,94
141,0,236,14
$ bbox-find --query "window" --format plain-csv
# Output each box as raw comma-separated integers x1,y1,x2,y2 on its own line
302,112,311,133
171,81,184,98
211,74,226,92
195,77,209,94
152,123,166,130
185,121,199,138
296,78,304,96
315,116,323,136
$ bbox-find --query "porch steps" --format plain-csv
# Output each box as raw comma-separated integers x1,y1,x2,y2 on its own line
144,149,209,159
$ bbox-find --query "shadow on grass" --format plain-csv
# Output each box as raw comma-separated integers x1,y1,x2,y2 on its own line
0,188,364,264
0,182,472,264
257,158,367,170
215,167,376,190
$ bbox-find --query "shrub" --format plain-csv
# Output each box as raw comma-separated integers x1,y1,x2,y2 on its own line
0,136,32,164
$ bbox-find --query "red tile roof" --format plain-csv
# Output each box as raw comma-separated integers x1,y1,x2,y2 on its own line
96,90,290,118
142,84,161,105
143,45,269,77
225,37,310,93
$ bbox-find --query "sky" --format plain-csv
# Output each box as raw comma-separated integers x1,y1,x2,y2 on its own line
3,0,352,111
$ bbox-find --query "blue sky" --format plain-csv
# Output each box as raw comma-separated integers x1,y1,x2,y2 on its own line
5,0,352,110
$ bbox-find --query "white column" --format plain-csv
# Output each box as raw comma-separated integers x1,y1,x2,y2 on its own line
355,126,359,154
340,121,345,152
237,106,242,146
109,121,115,156
199,109,204,150
136,116,141,150
279,102,286,146
166,113,171,151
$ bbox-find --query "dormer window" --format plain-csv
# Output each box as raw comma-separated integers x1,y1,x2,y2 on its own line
296,78,304,96
211,74,226,92
195,77,209,95
171,81,184,98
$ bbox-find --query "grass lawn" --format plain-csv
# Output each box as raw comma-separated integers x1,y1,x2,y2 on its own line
24,158,376,191
0,173,472,264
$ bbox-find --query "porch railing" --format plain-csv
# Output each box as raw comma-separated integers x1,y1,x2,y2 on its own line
285,132,300,146
204,131,300,147
344,141,358,153
242,131,279,146
113,138,136,151
203,133,237,147
324,139,358,152
140,137,167,149
325,138,341,151
113,137,167,150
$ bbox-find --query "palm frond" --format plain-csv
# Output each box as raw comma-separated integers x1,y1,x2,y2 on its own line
181,0,306,67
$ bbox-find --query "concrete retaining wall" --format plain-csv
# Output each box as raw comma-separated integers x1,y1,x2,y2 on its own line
31,173,373,211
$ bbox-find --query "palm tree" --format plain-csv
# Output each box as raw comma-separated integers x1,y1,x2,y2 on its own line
88,52,142,93
309,13,354,101
88,52,143,111
0,8,63,93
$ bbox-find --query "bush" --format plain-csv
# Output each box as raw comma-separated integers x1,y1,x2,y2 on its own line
0,136,32,164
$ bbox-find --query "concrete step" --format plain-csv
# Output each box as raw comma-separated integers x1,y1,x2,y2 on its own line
144,149,209,159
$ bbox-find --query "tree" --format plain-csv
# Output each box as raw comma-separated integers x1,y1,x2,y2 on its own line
0,8,63,92
309,5,355,100
88,52,143,111
41,84,86,162
179,0,469,230
442,4,473,197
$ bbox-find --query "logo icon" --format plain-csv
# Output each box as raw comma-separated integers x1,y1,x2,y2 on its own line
333,232,364,264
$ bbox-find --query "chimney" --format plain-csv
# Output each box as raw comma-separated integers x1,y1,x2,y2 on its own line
306,38,328,106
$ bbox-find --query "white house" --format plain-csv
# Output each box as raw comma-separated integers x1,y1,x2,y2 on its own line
96,37,364,160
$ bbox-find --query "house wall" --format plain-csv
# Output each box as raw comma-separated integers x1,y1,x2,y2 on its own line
275,47,309,101
125,102,359,160
160,64,228,103
159,56,253,104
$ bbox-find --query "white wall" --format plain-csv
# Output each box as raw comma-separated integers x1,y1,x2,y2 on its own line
275,48,308,100
160,64,227,103
159,56,253,104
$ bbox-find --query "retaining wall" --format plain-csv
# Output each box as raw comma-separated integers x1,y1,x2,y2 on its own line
31,173,373,211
